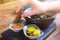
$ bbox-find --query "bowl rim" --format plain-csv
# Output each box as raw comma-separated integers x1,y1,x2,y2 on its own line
27,15,55,20
9,24,23,30
9,20,23,31
23,24,44,39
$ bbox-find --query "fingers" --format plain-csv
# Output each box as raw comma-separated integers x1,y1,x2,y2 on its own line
21,0,44,17
16,0,44,17
21,9,41,17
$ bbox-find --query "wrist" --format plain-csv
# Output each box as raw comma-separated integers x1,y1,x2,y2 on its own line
42,1,55,13
40,1,50,13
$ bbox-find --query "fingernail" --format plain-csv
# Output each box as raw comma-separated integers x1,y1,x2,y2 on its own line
16,9,19,13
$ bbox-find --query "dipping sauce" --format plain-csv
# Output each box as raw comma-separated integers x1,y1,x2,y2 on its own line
12,23,24,30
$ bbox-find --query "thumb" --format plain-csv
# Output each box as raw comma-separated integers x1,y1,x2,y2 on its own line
16,6,22,13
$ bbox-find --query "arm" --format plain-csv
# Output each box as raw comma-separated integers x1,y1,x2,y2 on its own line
43,1,60,13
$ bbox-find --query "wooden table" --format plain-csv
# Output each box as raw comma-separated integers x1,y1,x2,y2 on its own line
0,0,19,38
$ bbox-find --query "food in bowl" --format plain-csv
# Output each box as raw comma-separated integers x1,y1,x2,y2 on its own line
27,26,42,36
12,23,24,30
25,13,55,30
9,19,26,32
9,23,24,32
23,24,44,39
30,13,51,19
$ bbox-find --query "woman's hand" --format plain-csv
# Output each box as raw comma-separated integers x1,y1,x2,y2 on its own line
16,0,48,17
16,0,47,17
16,0,60,17
21,0,47,17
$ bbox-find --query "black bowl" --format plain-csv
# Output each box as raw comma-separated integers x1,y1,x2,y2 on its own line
24,8,56,30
